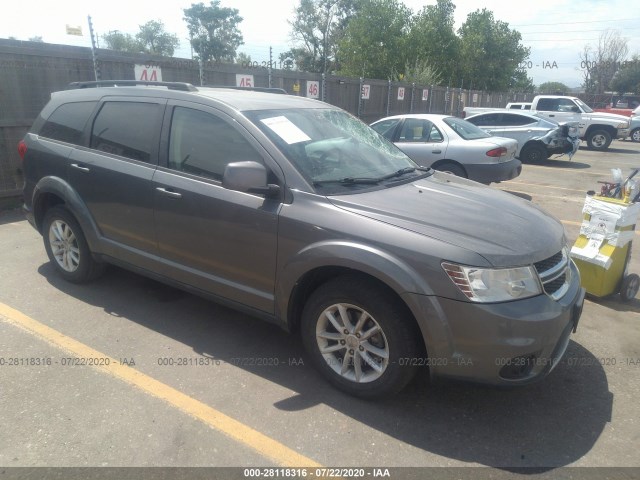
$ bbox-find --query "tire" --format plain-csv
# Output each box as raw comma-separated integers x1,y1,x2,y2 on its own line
586,129,612,150
519,143,547,163
43,206,105,283
620,274,640,302
434,162,466,178
630,128,640,143
301,275,421,398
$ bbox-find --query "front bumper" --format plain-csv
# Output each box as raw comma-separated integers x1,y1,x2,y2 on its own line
464,158,522,184
617,128,630,139
406,261,585,386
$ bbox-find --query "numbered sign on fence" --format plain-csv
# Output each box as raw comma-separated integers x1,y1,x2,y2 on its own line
361,84,370,100
422,89,429,101
134,64,162,82
236,74,254,88
397,87,405,101
307,81,319,98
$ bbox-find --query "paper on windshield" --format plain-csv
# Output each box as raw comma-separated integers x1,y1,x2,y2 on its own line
261,116,311,144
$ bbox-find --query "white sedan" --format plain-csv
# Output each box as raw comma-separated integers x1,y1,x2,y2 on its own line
370,114,521,184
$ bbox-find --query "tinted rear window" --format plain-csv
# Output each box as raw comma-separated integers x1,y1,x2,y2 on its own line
90,102,160,163
39,101,97,145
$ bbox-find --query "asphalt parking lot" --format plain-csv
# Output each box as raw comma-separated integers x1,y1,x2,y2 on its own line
1,141,640,479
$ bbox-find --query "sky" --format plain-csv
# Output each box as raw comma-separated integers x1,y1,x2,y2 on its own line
2,0,639,88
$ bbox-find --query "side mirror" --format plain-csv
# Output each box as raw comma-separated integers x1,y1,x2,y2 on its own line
571,106,581,113
222,161,280,197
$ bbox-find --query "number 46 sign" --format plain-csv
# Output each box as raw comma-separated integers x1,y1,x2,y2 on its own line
307,81,319,98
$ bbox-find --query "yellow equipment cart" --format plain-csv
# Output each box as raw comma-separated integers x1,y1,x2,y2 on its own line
570,194,640,302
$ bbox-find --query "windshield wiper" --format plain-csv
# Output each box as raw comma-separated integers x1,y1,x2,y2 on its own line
313,177,381,186
313,167,431,187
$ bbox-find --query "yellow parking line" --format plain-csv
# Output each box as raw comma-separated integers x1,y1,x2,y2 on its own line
0,302,321,468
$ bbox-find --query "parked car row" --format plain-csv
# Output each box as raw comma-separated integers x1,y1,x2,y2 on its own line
369,110,580,184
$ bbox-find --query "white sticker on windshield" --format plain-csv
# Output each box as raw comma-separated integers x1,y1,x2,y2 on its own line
260,116,311,144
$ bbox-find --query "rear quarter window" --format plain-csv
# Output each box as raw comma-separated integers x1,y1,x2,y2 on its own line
39,101,97,145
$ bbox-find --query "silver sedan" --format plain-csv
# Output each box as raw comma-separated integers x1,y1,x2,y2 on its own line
370,114,521,184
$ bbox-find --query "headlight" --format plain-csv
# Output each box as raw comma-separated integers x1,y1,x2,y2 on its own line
617,122,629,129
442,262,542,303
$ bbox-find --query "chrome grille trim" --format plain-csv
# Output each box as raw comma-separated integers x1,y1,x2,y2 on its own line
534,249,571,300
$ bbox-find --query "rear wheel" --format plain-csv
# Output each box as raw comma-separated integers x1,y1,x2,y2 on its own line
434,162,466,178
620,274,640,302
301,276,420,398
519,143,547,163
43,206,104,283
586,129,612,150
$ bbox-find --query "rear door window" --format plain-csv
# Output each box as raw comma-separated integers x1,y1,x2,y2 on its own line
90,102,161,163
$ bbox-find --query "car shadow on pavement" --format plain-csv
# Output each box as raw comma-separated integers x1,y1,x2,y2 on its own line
39,264,614,472
537,159,591,169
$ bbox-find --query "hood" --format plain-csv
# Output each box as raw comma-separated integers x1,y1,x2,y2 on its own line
328,173,565,267
585,111,630,124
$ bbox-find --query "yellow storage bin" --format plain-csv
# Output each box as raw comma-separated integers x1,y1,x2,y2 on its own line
570,195,640,300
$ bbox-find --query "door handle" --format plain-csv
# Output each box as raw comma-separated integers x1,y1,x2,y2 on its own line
70,163,90,172
156,187,182,199
549,114,555,117
432,150,442,154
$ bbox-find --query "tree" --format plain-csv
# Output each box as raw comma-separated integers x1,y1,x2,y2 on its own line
538,81,570,94
580,30,628,94
458,9,530,91
610,54,640,94
405,0,460,86
184,1,243,62
102,31,142,53
283,0,357,73
337,0,411,79
401,59,442,86
136,20,180,56
236,52,252,65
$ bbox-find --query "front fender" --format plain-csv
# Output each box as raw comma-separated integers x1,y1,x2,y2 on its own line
276,239,435,320
33,176,101,252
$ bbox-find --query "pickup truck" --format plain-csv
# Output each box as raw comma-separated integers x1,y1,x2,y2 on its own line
463,95,630,150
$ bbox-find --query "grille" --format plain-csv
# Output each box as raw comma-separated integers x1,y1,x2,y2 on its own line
534,251,563,273
534,250,570,300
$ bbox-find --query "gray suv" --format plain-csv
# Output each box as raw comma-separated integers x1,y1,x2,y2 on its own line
20,81,585,398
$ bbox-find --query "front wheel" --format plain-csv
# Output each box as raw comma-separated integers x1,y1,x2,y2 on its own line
43,206,104,283
520,143,547,163
630,128,640,143
301,276,420,398
586,129,612,150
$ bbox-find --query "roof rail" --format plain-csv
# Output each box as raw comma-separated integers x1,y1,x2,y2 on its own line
67,81,198,92
203,85,288,94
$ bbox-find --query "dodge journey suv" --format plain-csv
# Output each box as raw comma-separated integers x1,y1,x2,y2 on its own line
20,81,585,397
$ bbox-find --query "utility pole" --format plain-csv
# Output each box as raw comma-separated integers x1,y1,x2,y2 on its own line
268,46,273,88
87,15,100,81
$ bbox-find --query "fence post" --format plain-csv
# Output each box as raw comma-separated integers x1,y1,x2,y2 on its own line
358,77,363,118
321,73,326,102
386,79,391,117
428,85,433,113
410,83,415,113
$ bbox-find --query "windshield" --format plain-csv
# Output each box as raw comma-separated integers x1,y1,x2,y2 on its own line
574,98,593,113
443,116,492,140
246,108,425,194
